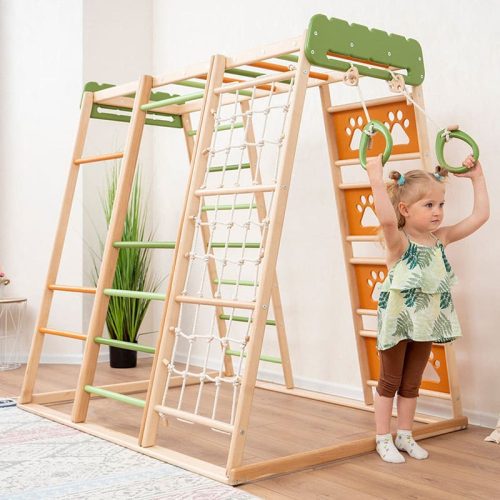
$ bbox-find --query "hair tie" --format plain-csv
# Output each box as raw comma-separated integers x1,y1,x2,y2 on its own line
433,172,444,181
397,173,406,186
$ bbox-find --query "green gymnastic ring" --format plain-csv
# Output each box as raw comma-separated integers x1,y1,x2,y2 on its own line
359,120,393,169
435,129,479,174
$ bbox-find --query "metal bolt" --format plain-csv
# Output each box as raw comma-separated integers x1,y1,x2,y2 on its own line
314,30,318,35
388,51,391,56
311,49,315,55
350,42,354,48
262,304,268,310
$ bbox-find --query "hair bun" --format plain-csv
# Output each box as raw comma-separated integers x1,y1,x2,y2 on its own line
434,165,449,178
389,171,402,182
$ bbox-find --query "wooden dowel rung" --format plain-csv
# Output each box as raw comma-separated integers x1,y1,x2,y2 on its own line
39,328,86,341
356,308,377,317
359,330,377,338
48,284,97,294
175,295,255,310
346,235,379,242
338,183,371,190
195,184,276,197
74,152,124,165
335,152,421,167
350,257,386,266
328,95,408,113
154,404,234,434
250,60,329,81
214,71,296,95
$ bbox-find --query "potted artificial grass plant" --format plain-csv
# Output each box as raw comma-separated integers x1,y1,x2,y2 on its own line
93,166,160,368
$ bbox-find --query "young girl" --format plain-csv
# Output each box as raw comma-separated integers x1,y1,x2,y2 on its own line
366,153,489,463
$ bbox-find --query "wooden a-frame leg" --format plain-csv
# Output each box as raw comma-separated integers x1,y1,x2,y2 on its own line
72,75,154,423
19,93,94,404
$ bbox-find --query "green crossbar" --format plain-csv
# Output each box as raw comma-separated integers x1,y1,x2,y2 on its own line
278,54,299,63
188,122,244,137
210,242,260,249
208,162,250,173
84,385,145,408
141,92,205,111
226,68,264,78
113,241,175,249
214,279,257,287
305,14,425,85
225,349,281,364
104,289,166,301
95,337,156,354
83,82,182,128
219,314,275,326
202,203,257,211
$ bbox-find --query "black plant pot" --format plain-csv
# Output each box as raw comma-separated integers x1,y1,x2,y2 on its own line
109,345,137,368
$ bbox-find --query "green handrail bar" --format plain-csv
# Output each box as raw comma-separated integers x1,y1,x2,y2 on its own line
141,92,205,112
113,241,175,249
95,337,156,354
202,203,257,211
214,279,257,287
208,163,251,173
209,242,260,249
188,122,244,137
219,314,275,326
104,289,166,301
84,385,145,408
225,349,281,364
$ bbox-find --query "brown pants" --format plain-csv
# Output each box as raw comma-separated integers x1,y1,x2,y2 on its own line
376,340,433,398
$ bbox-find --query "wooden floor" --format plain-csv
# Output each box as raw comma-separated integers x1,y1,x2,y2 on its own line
2,360,499,499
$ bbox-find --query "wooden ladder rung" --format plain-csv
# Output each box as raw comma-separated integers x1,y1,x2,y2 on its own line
175,295,255,310
48,284,97,294
154,404,234,434
74,152,124,165
338,182,371,190
359,329,377,338
195,184,276,197
39,328,86,341
350,257,386,266
346,235,379,242
335,152,421,167
356,308,377,317
327,94,407,113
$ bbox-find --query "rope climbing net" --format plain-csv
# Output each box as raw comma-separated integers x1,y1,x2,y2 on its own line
158,71,296,429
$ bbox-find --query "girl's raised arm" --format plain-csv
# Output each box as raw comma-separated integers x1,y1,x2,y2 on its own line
436,156,489,246
366,155,406,255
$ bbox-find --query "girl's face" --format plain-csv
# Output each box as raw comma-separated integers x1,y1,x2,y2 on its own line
399,184,446,232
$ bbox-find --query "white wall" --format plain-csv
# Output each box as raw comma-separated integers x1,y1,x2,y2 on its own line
0,0,84,362
151,0,500,427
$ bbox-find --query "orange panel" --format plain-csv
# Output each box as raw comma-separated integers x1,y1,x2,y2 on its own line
344,187,379,236
332,99,420,161
365,338,451,394
354,263,388,310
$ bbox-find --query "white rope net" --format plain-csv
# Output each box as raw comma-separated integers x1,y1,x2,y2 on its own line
157,70,297,429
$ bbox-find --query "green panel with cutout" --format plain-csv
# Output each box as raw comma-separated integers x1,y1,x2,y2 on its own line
82,82,182,128
305,14,425,86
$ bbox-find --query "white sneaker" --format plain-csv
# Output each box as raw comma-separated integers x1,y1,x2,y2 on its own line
376,433,405,463
395,430,429,460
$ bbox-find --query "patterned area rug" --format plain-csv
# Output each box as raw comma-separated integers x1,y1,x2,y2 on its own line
0,407,256,499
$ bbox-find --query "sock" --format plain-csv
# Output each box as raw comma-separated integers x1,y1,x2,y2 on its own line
395,430,429,459
376,433,405,463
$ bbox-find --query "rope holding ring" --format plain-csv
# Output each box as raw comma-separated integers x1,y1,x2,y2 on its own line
359,120,393,169
343,66,359,86
435,127,480,174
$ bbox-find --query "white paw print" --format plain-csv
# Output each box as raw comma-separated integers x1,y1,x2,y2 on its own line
346,115,365,151
422,350,442,383
384,109,411,145
367,270,386,302
356,194,379,228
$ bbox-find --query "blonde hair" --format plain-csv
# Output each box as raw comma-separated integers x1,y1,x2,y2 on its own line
388,166,448,228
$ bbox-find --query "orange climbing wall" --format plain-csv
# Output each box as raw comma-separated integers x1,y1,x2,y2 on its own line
332,97,420,161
